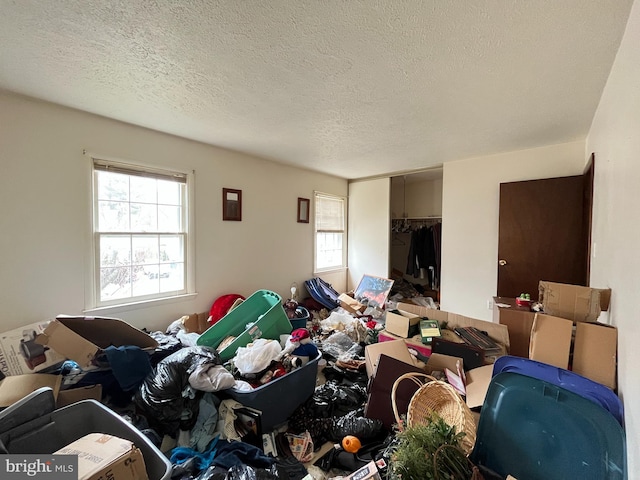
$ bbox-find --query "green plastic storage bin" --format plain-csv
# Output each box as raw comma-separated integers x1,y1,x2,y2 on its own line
197,289,292,360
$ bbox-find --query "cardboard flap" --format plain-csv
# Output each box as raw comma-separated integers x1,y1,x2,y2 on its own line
53,316,158,349
538,281,606,322
529,314,573,369
36,315,158,369
572,322,617,389
0,374,61,407
364,339,415,377
465,364,494,409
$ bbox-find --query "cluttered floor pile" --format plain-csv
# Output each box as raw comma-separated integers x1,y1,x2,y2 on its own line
0,276,626,480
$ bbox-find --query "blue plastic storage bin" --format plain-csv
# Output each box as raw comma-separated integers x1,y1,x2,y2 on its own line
226,352,321,432
290,306,310,330
197,290,292,361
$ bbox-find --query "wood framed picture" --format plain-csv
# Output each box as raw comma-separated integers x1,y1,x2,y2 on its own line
297,197,310,223
223,188,242,221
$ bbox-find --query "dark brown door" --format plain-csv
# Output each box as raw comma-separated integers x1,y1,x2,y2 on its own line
497,175,588,299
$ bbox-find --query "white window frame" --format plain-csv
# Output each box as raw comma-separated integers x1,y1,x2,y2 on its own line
313,191,347,273
86,155,196,312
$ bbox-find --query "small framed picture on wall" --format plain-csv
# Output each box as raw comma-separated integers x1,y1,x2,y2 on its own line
223,188,242,221
297,197,310,223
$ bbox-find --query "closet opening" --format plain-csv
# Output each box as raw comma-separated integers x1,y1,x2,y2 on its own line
389,168,443,307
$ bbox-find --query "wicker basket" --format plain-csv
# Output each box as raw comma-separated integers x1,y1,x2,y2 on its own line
391,372,477,455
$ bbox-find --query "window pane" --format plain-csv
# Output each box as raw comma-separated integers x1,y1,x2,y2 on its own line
100,267,131,301
132,235,159,265
97,171,129,202
160,235,184,263
158,180,182,206
98,201,129,232
133,266,160,297
160,262,184,292
100,235,131,267
130,203,158,232
130,176,157,203
158,205,182,232
316,232,343,269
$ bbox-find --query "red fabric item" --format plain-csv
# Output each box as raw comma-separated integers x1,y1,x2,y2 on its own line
208,294,245,325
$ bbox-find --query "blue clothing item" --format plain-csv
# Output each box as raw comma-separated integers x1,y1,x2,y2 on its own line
171,435,220,471
104,345,152,391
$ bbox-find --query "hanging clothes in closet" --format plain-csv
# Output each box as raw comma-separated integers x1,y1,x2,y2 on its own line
405,222,441,290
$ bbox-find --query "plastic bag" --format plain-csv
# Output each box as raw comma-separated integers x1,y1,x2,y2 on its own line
320,331,362,361
328,410,384,442
233,339,282,375
134,346,222,436
319,310,357,333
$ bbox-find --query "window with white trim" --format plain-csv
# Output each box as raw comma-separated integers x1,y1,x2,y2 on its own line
314,192,347,272
92,159,189,307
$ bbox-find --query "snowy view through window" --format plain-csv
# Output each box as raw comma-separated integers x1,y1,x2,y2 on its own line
95,168,186,304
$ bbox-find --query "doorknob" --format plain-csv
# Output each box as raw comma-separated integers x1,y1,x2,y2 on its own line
498,259,507,266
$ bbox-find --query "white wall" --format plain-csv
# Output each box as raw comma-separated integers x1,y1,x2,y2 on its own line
441,141,586,320
390,177,443,219
0,92,347,332
347,178,390,290
587,0,640,471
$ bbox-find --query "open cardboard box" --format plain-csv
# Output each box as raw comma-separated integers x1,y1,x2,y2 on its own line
397,303,510,360
528,312,618,389
0,373,102,408
36,315,158,369
378,329,432,358
338,293,367,316
538,281,611,323
384,309,421,338
364,339,415,377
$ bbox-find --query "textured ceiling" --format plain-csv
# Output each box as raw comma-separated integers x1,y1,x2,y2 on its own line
0,1,633,179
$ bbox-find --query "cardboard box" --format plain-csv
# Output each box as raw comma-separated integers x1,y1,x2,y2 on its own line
54,433,148,480
57,384,103,408
364,339,415,377
182,312,210,334
397,303,510,355
0,373,61,407
528,314,573,369
385,309,421,338
493,296,536,358
0,374,103,408
538,281,611,323
36,315,158,369
0,320,67,376
378,330,432,358
338,293,366,315
465,364,494,409
572,322,617,389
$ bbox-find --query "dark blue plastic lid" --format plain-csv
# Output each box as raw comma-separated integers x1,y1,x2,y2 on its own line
471,372,626,480
492,355,623,425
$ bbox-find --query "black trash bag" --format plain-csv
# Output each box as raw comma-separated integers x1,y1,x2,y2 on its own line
307,381,368,418
134,346,222,436
327,410,384,442
147,330,184,367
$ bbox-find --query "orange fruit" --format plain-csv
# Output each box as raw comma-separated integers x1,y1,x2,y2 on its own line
341,435,362,453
